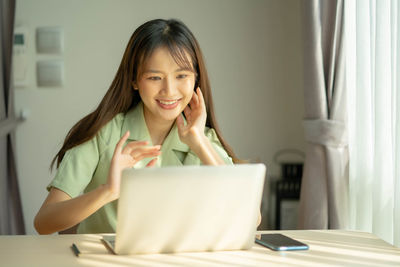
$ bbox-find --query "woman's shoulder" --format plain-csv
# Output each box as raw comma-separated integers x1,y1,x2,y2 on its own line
204,126,218,141
97,113,125,145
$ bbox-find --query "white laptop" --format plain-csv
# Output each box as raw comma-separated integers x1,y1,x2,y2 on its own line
103,164,266,255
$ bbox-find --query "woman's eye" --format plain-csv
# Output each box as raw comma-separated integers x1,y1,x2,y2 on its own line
148,76,161,81
177,74,187,79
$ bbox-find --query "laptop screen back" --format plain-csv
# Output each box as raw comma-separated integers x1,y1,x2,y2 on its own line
116,164,266,254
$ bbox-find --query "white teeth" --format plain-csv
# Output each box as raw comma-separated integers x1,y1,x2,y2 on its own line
158,100,178,105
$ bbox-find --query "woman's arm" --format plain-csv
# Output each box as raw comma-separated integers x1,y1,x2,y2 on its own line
34,186,113,234
185,131,226,165
34,131,161,234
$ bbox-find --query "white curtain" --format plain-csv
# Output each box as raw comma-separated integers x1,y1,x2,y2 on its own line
346,0,400,246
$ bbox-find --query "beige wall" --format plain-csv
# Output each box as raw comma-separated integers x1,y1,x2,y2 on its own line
14,0,304,234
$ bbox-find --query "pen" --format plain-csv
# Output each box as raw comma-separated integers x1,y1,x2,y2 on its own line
71,243,80,257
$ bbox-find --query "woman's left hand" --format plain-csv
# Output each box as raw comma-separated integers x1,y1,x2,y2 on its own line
176,87,207,147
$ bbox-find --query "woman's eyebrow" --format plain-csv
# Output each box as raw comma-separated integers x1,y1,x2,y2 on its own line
175,67,193,72
144,69,162,74
144,68,193,74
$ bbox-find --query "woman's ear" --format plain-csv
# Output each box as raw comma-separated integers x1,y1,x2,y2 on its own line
132,81,138,90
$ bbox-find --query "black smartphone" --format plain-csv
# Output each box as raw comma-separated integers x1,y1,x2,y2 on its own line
255,234,309,251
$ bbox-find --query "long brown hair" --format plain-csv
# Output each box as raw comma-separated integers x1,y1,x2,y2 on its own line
51,19,239,169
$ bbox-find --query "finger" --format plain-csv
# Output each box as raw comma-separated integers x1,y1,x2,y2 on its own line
124,140,149,149
188,90,197,107
146,158,158,167
193,87,204,111
183,106,191,119
183,107,192,125
189,94,198,108
176,114,185,130
189,99,197,110
129,146,161,158
132,151,162,162
115,131,130,154
192,88,200,106
122,140,150,154
197,87,205,107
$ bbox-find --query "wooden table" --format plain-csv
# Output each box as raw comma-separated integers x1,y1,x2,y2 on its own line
1,230,400,266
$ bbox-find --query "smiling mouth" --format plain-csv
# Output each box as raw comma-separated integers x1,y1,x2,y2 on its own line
157,99,179,105
156,99,181,109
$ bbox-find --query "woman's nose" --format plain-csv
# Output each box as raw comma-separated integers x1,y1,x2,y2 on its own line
162,77,175,94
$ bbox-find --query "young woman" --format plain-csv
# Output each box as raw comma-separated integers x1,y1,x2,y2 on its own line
34,19,242,234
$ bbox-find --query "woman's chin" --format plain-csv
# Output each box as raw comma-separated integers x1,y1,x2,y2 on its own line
157,112,181,124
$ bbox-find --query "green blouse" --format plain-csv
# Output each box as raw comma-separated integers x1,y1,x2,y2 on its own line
48,102,233,233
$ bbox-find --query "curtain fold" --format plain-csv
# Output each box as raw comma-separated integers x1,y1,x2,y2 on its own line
298,0,348,229
0,0,25,235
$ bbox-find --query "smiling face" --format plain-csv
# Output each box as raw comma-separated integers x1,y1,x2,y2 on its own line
134,46,196,126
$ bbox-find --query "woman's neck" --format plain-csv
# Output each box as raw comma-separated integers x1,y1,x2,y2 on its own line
143,109,174,146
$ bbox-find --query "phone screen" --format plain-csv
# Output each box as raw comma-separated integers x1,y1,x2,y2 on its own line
255,234,309,251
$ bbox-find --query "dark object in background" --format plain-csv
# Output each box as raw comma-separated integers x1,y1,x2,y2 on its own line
281,163,303,180
275,178,302,230
274,149,304,230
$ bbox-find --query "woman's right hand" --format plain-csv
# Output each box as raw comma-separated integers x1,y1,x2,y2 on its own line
106,131,161,201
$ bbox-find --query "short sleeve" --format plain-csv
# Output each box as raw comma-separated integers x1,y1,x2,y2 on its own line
204,128,234,165
47,135,101,198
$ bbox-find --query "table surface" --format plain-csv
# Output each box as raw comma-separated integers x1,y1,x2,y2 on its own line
1,230,400,266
